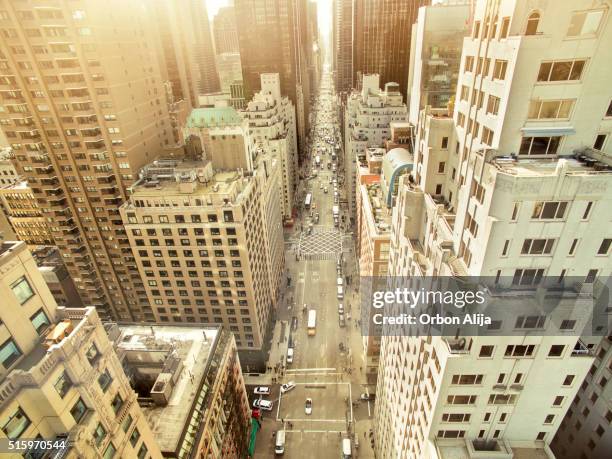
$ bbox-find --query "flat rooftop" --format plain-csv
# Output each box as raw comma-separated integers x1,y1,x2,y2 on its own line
363,182,392,234
115,324,220,454
134,170,244,196
435,439,554,459
491,155,612,177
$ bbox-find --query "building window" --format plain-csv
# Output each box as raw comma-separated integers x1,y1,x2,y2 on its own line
111,393,124,415
98,369,112,392
70,397,88,423
597,239,611,255
53,370,73,398
537,60,586,82
465,56,474,72
569,239,579,255
438,162,446,173
0,338,22,369
515,315,546,329
103,442,116,459
137,444,148,459
488,394,517,404
593,134,607,150
11,276,34,304
563,375,575,386
500,17,510,38
512,269,544,286
492,60,508,80
536,432,546,440
93,423,107,448
86,343,100,366
505,344,535,357
525,12,540,35
531,201,567,220
521,238,554,255
441,137,448,149
29,309,50,335
130,428,140,447
473,20,480,38
585,269,598,283
486,95,500,115
553,396,565,406
519,136,561,155
460,85,469,101
582,201,593,220
2,406,31,440
606,100,612,117
479,345,494,357
481,127,494,146
567,9,605,37
122,414,133,433
548,345,565,357
528,100,574,119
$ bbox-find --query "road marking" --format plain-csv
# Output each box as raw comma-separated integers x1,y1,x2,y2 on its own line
285,367,336,372
282,372,343,376
284,430,346,434
281,418,346,423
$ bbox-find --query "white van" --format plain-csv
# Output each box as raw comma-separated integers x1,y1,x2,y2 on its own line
337,286,344,299
275,430,286,455
286,348,294,364
342,438,352,458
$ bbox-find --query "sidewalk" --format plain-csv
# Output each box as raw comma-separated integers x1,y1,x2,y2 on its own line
245,319,290,386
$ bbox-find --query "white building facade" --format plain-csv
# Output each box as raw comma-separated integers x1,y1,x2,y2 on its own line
374,1,612,457
242,73,299,220
344,74,409,222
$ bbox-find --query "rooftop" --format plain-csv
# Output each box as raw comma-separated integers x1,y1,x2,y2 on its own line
434,439,555,459
126,158,254,206
490,153,612,177
185,106,242,128
364,182,392,234
112,324,222,455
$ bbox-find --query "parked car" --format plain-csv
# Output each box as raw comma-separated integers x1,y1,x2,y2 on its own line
286,348,294,364
338,304,344,314
291,316,298,331
254,386,270,395
280,381,296,393
253,399,273,411
305,398,313,415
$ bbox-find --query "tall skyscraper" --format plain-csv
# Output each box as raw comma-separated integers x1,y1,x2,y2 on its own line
353,0,429,98
190,0,221,95
0,0,174,321
343,75,409,222
333,0,354,95
374,0,612,457
119,152,284,369
234,0,312,154
407,1,471,125
213,6,240,54
148,0,221,103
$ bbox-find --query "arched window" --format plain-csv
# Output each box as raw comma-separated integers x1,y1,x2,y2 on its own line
526,12,540,35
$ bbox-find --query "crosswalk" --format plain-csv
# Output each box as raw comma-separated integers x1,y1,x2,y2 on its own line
298,228,343,260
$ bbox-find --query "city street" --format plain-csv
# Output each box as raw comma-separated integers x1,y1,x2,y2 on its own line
253,68,375,458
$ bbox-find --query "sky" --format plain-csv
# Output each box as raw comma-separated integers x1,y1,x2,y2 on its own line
206,0,332,40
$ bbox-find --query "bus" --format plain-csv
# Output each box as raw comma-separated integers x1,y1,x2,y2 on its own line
307,310,316,336
305,193,312,209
